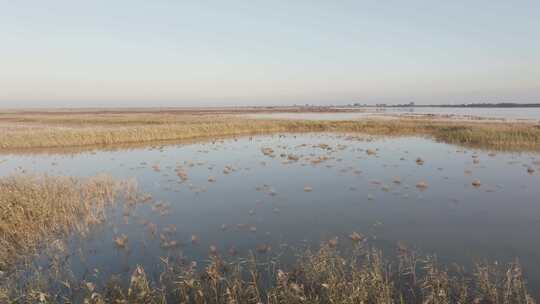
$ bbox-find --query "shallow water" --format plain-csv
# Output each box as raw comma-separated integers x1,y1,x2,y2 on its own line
393,107,540,120
246,107,540,121
2,133,540,293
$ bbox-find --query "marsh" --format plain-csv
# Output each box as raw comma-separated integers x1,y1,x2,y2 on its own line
1,132,539,302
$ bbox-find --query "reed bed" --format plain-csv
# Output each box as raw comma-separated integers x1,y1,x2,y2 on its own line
1,245,535,303
0,173,133,270
1,113,540,151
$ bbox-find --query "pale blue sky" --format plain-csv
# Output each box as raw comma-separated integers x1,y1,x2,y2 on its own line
1,1,539,107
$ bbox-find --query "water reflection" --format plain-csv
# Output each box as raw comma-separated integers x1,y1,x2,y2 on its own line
244,107,540,121
1,133,540,293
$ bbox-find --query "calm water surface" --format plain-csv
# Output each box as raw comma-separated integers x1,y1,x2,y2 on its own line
246,107,540,121
1,134,540,293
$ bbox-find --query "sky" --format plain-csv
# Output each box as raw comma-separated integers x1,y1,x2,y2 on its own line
1,1,539,108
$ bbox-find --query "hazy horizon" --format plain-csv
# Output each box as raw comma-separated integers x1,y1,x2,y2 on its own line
1,1,539,108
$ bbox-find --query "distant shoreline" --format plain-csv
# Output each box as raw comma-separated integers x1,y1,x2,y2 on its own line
2,103,540,114
342,103,540,108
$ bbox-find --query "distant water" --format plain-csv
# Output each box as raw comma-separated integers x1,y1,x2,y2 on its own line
387,107,540,121
246,107,540,121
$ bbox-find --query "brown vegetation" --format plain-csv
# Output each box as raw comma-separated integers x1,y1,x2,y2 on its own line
1,111,540,151
0,173,134,270
1,244,535,303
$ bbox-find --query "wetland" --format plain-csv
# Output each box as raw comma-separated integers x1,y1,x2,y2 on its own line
1,130,539,303
1,110,540,303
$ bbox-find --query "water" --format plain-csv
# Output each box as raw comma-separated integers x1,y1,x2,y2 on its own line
245,107,540,121
1,134,540,294
391,107,540,121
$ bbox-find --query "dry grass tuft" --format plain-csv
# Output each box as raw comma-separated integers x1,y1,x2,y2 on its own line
0,173,132,270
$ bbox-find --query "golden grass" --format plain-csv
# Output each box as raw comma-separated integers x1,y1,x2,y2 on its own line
1,111,540,151
0,173,132,270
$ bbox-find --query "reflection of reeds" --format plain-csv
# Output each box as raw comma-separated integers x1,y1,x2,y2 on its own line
0,173,132,270
2,244,534,303
1,112,540,151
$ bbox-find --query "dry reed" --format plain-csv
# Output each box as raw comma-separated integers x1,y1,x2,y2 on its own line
0,173,132,270
1,112,540,151
1,244,535,303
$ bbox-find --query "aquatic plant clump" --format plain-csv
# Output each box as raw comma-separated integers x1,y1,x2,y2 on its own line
0,244,535,303
0,173,136,270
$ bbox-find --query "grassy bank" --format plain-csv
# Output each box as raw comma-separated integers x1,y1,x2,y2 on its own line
0,174,134,270
1,112,540,151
